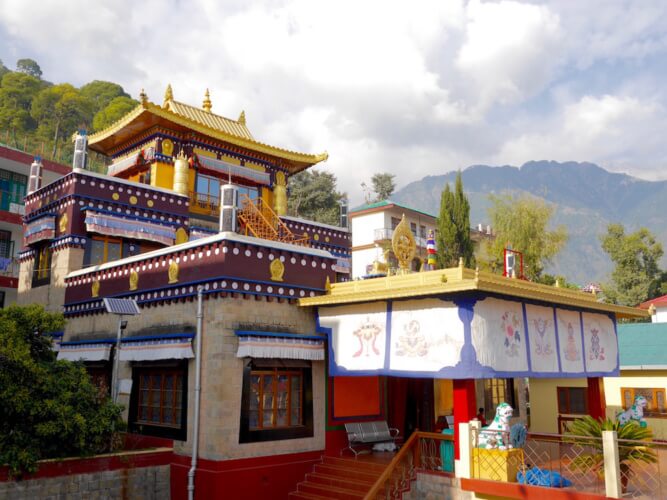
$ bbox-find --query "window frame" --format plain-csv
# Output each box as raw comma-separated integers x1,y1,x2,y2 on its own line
249,368,304,430
239,359,313,443
128,361,188,441
557,386,588,415
484,378,517,418
86,235,123,267
621,387,667,416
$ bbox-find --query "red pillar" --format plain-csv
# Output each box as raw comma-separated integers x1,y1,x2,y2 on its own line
453,379,477,460
587,377,606,420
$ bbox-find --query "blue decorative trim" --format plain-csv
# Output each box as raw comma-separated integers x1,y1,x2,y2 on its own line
579,311,587,373
234,330,325,340
384,301,392,370
553,307,563,373
81,206,182,228
61,338,116,345
123,333,194,342
521,302,532,372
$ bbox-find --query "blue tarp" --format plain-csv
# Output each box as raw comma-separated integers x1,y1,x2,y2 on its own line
517,467,572,488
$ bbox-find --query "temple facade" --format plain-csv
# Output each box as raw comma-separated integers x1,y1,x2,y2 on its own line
17,85,649,499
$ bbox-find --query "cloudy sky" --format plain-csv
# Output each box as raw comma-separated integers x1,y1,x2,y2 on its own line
1,0,666,202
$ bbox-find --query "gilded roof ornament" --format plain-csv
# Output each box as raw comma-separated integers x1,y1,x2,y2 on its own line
203,88,212,112
238,110,246,125
391,214,416,274
139,88,148,105
163,84,173,108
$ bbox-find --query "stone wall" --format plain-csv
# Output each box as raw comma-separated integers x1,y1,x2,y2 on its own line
402,472,474,500
0,464,169,500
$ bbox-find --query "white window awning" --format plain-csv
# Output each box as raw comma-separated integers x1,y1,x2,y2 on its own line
235,331,325,361
57,340,114,362
118,334,195,361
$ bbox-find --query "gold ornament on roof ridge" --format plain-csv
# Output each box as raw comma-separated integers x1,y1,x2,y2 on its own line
270,259,285,282
139,88,148,105
163,84,173,107
391,214,416,274
238,110,246,125
203,88,212,112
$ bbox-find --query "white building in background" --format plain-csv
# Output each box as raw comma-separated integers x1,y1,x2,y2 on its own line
349,199,493,279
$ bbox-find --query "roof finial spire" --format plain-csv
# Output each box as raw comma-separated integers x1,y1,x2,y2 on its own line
139,88,148,105
203,88,212,112
238,110,246,125
163,83,173,107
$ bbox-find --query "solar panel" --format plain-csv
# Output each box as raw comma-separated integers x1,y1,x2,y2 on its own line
103,298,140,316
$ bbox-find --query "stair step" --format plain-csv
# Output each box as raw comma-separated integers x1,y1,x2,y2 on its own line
322,456,388,472
298,482,365,500
306,472,375,492
288,492,330,500
313,464,381,483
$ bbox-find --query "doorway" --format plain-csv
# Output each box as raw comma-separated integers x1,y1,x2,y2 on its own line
387,377,435,439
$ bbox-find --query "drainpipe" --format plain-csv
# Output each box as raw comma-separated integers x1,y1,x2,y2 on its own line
188,286,204,500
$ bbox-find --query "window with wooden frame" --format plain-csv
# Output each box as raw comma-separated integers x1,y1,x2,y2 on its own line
557,386,588,414
484,379,516,418
32,244,52,287
128,362,188,440
621,387,666,415
87,236,122,267
240,359,313,443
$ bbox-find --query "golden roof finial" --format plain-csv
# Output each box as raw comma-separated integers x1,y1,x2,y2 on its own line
649,304,657,315
139,88,148,105
203,88,212,112
238,110,246,125
391,214,416,275
163,83,173,107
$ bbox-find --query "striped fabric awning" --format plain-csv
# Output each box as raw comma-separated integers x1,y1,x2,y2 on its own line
118,334,194,361
57,339,114,361
197,155,271,185
235,331,325,361
25,214,56,245
189,226,216,241
84,210,176,246
107,147,155,176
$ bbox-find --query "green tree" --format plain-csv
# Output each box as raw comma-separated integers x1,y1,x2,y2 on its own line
436,172,475,268
0,71,41,143
600,224,663,306
31,83,94,157
482,194,567,281
0,305,123,477
288,170,344,226
16,58,42,79
80,80,130,113
0,59,9,80
368,172,396,202
93,96,137,131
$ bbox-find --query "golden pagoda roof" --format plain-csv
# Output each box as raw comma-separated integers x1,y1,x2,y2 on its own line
299,265,649,320
87,87,328,173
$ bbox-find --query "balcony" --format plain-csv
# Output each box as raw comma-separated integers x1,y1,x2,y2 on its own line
0,240,18,283
189,191,220,218
373,227,428,248
0,190,25,215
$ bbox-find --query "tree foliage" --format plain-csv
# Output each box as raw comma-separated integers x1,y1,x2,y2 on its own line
600,224,664,306
287,170,344,226
80,80,129,113
368,172,396,202
0,71,42,140
93,96,137,131
482,194,567,281
0,305,124,477
436,172,475,268
16,58,42,79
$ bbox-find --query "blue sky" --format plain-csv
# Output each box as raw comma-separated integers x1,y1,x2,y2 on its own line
1,0,666,202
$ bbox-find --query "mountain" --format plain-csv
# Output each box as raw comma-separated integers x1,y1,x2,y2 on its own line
391,161,667,285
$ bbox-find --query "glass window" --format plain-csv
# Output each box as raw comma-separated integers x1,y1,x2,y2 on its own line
237,185,259,207
420,225,427,239
484,379,516,416
196,174,220,198
410,222,417,235
391,217,400,230
0,230,11,258
32,244,52,286
87,236,122,266
621,388,667,414
134,367,185,428
557,387,588,414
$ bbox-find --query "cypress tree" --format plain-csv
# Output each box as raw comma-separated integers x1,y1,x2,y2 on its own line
436,172,475,268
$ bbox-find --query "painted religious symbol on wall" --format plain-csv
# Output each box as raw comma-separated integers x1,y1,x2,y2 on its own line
395,319,428,357
564,321,580,362
501,311,521,357
352,317,382,357
532,317,553,356
589,328,606,361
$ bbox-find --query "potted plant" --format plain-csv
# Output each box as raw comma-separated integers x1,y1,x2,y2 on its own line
568,416,657,492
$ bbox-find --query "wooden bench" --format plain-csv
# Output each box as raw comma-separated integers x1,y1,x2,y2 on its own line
342,421,400,456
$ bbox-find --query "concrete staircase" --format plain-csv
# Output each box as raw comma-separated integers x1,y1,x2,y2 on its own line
288,456,387,499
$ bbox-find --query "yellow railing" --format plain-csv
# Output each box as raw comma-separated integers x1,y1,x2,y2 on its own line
364,431,454,500
238,194,309,246
189,191,220,217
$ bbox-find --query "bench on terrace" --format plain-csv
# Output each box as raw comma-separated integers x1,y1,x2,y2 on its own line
342,421,400,457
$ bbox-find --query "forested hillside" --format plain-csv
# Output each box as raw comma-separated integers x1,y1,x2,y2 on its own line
0,58,136,167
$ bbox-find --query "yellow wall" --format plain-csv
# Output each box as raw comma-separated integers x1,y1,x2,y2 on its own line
529,377,587,434
151,161,175,190
604,371,667,440
435,379,454,417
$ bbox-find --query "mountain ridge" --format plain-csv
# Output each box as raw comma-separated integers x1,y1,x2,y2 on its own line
391,160,667,285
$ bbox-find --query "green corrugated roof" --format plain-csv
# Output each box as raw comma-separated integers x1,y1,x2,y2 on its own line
350,199,437,219
618,322,667,367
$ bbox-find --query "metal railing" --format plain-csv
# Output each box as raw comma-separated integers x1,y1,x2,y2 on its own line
364,431,454,499
469,427,666,498
0,190,25,215
189,191,220,217
373,227,428,247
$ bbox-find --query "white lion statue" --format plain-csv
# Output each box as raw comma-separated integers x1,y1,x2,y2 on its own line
617,395,648,427
477,402,514,450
